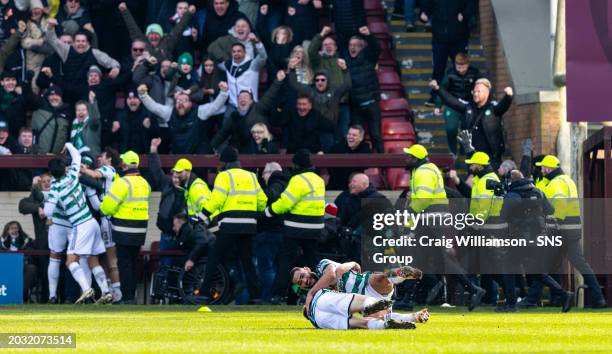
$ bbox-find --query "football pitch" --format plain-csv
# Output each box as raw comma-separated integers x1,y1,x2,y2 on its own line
1,305,611,353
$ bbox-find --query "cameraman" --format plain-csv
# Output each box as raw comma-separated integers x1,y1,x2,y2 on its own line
501,170,572,312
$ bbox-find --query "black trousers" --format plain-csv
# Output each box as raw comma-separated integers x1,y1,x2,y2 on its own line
116,244,141,301
201,232,259,299
351,101,384,153
564,237,605,303
272,237,318,298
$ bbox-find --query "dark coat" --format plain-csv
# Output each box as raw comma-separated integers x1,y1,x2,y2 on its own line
421,0,476,44
201,1,246,53
272,108,335,153
211,78,283,150
343,34,381,104
18,187,49,250
116,105,159,154
336,184,389,230
436,65,482,106
283,0,318,44
176,222,213,263
438,87,513,161
259,170,290,233
327,140,372,190
241,138,280,155
0,89,26,137
149,152,185,234
501,178,554,241
328,0,366,37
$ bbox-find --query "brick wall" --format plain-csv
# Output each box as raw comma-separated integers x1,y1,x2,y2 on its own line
479,0,560,161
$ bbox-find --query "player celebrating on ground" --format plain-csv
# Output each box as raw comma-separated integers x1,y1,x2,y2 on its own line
45,142,113,304
292,259,429,329
292,259,423,302
304,289,428,329
80,147,123,302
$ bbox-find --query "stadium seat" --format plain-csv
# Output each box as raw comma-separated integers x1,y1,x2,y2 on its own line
391,172,411,190
386,168,409,189
380,98,412,120
379,41,393,60
377,71,403,90
383,140,415,153
382,120,416,140
364,168,386,189
377,60,399,72
364,0,384,15
369,22,391,41
380,90,404,99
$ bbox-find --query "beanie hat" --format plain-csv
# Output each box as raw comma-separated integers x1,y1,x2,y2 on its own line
46,85,62,97
146,23,164,37
220,146,238,163
87,65,102,77
30,0,44,10
178,52,193,66
61,20,79,36
292,149,311,168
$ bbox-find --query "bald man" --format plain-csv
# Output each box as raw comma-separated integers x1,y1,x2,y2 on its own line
335,173,390,261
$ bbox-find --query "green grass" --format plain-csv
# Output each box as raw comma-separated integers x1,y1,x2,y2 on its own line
1,305,611,353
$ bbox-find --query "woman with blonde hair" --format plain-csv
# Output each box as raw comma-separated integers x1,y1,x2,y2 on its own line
256,18,296,81
243,122,279,154
289,45,313,85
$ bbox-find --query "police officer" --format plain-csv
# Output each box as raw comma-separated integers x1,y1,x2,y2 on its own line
200,147,267,303
501,170,572,312
405,145,485,311
267,149,326,302
171,158,211,223
535,155,606,308
101,151,151,304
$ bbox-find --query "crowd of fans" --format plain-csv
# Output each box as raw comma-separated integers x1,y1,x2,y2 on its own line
0,0,397,191
2,0,573,310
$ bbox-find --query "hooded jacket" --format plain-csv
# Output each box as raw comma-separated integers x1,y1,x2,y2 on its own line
31,97,72,154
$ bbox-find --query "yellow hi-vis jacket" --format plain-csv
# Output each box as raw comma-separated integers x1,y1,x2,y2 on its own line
203,168,267,234
470,171,505,230
409,162,448,213
183,176,211,221
101,174,151,246
538,170,581,233
267,171,325,237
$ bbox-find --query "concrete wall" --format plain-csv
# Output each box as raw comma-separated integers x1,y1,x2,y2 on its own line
480,0,561,161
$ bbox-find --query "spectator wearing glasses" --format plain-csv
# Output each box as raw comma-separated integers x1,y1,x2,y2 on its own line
288,57,351,141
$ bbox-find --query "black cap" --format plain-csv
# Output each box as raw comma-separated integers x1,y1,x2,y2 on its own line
1,71,16,80
219,146,238,163
47,85,63,97
292,149,311,168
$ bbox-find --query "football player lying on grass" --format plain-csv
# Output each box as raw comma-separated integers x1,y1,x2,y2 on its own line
291,259,429,329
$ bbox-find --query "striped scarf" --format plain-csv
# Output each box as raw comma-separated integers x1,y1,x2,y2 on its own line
70,117,90,153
